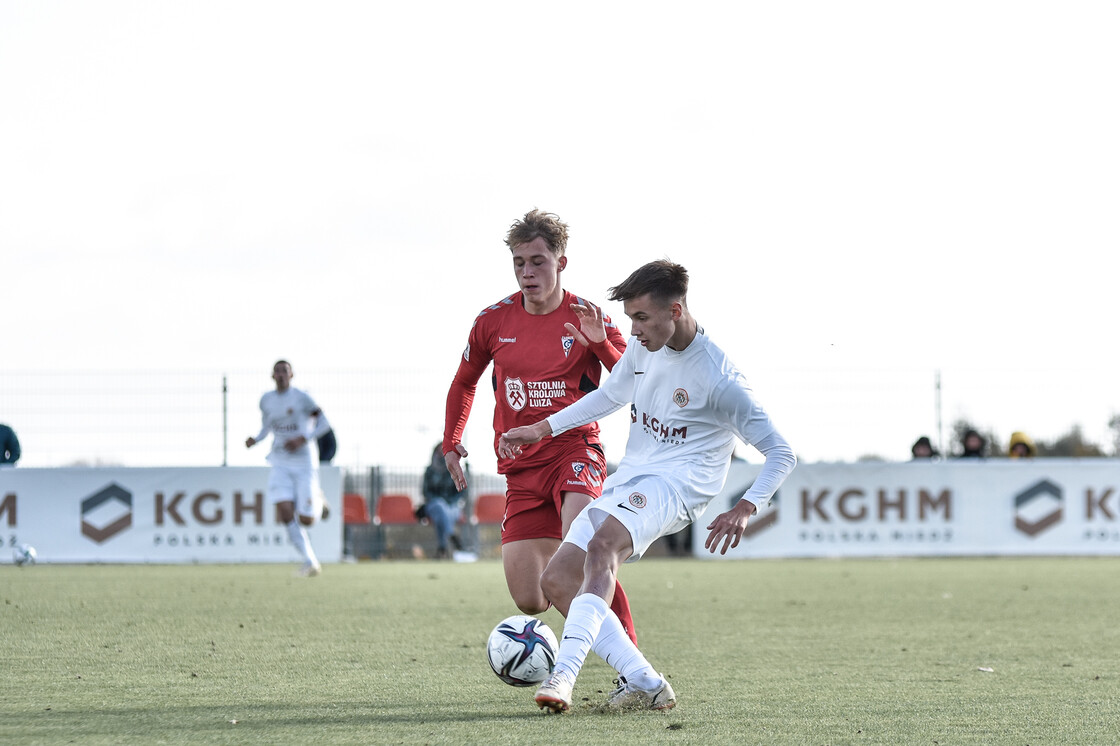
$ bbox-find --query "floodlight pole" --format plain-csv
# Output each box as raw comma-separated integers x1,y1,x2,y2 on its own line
935,369,943,456
222,375,228,467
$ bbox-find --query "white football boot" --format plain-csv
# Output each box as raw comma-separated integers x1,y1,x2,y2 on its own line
535,672,574,713
606,674,677,711
296,561,322,577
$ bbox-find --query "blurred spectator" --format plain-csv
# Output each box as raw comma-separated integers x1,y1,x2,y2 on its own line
958,429,986,459
0,423,20,465
1008,431,1037,459
420,443,467,559
910,436,940,461
317,428,337,464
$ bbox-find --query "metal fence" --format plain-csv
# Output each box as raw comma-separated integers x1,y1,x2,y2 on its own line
0,368,468,475
4,364,1117,471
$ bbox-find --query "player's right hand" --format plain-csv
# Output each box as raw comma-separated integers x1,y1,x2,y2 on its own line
444,444,469,491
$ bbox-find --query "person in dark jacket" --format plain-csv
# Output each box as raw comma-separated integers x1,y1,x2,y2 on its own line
421,443,467,558
0,423,20,465
958,429,986,458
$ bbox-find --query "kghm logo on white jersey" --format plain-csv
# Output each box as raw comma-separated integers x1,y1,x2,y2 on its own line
561,336,575,357
505,377,526,411
672,388,689,407
628,492,647,509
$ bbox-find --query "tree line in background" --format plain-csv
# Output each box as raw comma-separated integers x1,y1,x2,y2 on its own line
948,418,1120,459
856,418,1120,462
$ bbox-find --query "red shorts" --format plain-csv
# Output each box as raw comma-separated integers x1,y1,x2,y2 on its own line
500,437,607,544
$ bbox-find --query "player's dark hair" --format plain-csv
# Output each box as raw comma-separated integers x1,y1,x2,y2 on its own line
505,209,569,256
273,359,291,370
608,260,689,307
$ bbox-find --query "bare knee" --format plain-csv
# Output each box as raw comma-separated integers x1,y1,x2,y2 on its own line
540,563,566,605
298,514,313,526
512,591,549,616
276,502,296,524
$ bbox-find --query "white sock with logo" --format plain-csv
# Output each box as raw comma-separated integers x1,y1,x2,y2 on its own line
553,593,610,683
592,613,660,691
287,521,318,566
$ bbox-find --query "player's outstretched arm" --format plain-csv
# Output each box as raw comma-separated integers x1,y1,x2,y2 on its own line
704,498,758,555
498,420,553,460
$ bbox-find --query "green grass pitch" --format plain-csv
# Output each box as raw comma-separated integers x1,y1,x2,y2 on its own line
2,557,1119,745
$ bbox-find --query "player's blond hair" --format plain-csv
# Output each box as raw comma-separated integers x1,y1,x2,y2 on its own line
504,209,569,256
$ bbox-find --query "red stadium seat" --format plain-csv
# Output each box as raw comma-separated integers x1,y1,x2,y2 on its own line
343,493,370,525
474,492,505,525
374,494,417,525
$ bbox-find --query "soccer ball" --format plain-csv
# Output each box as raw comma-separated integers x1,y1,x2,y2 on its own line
13,544,37,566
486,615,558,687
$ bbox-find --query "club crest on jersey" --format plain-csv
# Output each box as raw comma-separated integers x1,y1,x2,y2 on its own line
672,388,689,407
628,492,647,509
505,377,526,411
561,336,575,357
571,462,585,478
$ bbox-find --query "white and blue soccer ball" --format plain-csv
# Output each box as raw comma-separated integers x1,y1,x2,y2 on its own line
486,615,558,687
13,544,37,566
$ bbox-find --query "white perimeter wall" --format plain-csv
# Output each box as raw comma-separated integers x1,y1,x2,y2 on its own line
1,467,342,563
5,461,1120,562
693,459,1120,559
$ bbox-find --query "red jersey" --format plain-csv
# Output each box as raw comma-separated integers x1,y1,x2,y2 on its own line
444,290,627,474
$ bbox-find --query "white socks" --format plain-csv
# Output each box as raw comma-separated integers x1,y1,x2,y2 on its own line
556,593,659,690
591,611,659,690
553,593,610,682
287,521,319,566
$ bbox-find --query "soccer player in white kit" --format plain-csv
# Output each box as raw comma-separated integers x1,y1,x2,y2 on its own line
499,260,797,713
246,360,333,577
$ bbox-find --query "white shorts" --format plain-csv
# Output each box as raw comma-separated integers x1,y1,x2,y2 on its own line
564,476,691,562
267,462,322,520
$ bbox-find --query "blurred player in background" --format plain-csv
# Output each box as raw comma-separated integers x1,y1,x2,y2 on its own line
441,209,638,644
247,360,332,577
500,260,796,712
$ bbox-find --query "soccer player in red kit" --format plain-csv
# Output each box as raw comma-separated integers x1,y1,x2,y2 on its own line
442,209,637,644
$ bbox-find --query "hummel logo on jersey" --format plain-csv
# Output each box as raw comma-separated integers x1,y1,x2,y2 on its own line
498,336,517,343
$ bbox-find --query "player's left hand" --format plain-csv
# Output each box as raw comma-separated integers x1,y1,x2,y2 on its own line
283,435,307,453
498,421,552,459
704,498,758,555
565,302,606,347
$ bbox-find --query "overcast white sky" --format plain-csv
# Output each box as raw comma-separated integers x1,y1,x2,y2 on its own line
2,1,1118,471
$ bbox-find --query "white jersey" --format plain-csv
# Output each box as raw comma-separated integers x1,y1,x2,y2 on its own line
547,329,794,518
254,387,330,468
